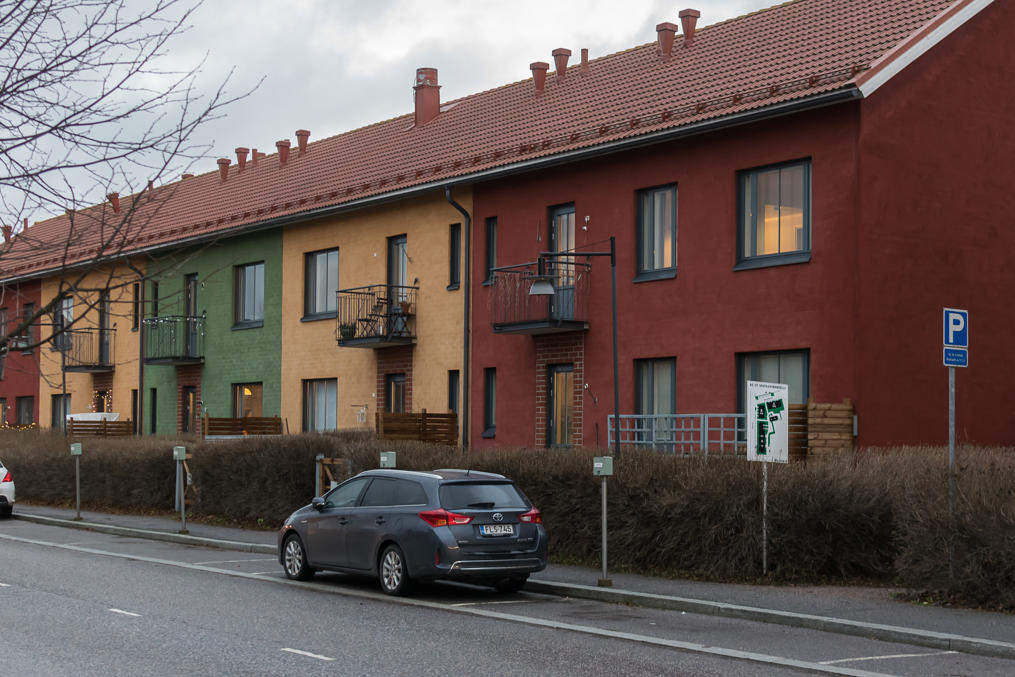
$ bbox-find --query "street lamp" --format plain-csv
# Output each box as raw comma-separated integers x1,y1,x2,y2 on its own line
529,236,621,460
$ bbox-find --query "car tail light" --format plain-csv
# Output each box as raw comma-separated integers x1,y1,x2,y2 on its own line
1,471,10,483
519,508,542,524
419,509,473,527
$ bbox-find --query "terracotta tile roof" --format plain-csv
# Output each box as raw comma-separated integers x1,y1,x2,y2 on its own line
1,0,956,281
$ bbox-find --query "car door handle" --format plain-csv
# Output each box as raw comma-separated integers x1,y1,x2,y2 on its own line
337,518,348,526
375,517,386,525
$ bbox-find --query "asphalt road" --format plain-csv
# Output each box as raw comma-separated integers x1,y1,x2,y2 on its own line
1,519,1012,676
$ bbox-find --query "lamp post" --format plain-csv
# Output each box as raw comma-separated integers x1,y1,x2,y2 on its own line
529,236,620,460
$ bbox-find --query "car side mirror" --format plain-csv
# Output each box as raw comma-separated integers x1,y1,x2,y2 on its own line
311,496,325,510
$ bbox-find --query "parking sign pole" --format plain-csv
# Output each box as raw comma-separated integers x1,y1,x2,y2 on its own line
601,475,609,584
74,455,81,521
762,461,768,576
948,365,956,580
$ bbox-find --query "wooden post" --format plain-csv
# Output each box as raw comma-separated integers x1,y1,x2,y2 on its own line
421,409,427,442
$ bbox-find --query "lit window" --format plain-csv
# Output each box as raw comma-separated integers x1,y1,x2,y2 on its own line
636,185,676,276
738,160,810,267
232,383,263,418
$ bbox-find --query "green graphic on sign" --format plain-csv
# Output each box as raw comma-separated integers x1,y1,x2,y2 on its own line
754,398,785,455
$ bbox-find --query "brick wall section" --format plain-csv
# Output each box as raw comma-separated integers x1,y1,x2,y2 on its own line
376,346,413,413
176,364,202,435
534,333,584,448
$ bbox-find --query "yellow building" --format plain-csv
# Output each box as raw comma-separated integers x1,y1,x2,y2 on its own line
38,261,145,430
281,191,470,437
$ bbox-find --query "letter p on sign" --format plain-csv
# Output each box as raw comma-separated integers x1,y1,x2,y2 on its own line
944,308,968,348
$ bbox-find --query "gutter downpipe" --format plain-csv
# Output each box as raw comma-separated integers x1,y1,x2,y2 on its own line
445,186,470,450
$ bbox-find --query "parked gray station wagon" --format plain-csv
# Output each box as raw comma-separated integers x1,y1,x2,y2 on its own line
278,468,548,595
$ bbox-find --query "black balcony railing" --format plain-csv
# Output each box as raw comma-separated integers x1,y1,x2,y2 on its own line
336,285,417,348
489,260,590,334
143,316,204,364
62,328,115,372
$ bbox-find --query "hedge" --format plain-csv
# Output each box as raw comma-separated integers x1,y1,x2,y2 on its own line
1,431,1012,609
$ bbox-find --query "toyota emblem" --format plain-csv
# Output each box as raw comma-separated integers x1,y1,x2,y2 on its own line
492,512,504,522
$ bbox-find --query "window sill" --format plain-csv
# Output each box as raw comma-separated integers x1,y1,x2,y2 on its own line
733,251,811,271
232,320,264,331
300,311,337,323
633,268,677,284
482,279,495,287
446,283,460,292
481,426,496,439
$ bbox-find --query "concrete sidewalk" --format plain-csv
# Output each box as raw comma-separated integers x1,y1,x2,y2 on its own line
11,503,1015,660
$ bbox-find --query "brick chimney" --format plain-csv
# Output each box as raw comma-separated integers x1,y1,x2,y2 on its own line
217,158,230,180
656,22,678,57
1,225,11,243
235,147,249,171
580,48,589,75
680,9,701,47
414,68,440,126
552,48,571,81
276,140,291,166
531,61,549,93
295,130,310,153
107,192,120,213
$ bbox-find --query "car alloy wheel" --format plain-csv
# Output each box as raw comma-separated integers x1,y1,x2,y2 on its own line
379,544,411,595
283,535,314,581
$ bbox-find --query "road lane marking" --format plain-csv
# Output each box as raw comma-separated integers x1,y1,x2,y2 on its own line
0,582,9,587
192,558,277,565
109,608,141,617
250,571,279,576
821,650,959,665
451,600,534,607
281,648,335,662
0,532,933,677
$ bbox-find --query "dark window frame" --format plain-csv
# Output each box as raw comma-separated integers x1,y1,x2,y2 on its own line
736,349,811,414
448,222,461,290
482,367,496,437
15,395,34,425
483,217,497,285
232,382,264,418
447,369,459,415
385,373,406,414
131,282,140,331
635,184,678,281
51,393,71,432
547,363,575,448
149,387,157,434
303,248,339,320
150,281,159,318
302,378,337,432
233,261,265,329
735,158,812,271
634,357,677,417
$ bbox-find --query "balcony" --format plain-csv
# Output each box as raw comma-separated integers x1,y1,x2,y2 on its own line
61,328,115,373
336,285,417,348
489,261,590,334
143,316,204,364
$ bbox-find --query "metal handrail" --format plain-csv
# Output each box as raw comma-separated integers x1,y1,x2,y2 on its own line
608,413,746,456
336,284,418,342
143,315,205,361
62,327,115,369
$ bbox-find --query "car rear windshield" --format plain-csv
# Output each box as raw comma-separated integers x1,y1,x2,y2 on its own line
439,482,528,510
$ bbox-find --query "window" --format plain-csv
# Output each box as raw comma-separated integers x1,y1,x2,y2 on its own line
150,281,159,317
484,217,497,283
131,389,138,434
548,364,574,447
636,185,677,278
131,283,140,331
0,308,7,339
0,398,6,425
324,477,368,507
232,383,263,418
52,296,72,351
737,159,811,268
360,478,399,507
738,350,810,413
303,378,337,432
51,394,71,432
19,303,34,350
234,262,265,327
94,389,110,413
482,367,496,438
635,358,676,446
181,386,197,433
448,370,459,415
448,223,461,289
149,387,157,434
304,249,338,318
385,373,406,413
15,396,33,425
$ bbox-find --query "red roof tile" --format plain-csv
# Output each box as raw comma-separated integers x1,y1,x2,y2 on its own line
2,0,958,281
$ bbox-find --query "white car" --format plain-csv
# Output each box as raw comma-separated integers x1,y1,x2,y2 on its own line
0,459,14,518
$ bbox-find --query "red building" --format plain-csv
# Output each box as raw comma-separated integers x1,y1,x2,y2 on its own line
468,0,1013,449
0,280,41,426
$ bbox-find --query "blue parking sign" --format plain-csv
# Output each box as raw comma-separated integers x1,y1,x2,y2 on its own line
943,308,968,348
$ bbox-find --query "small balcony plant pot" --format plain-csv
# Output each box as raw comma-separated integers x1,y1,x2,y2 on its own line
339,324,356,339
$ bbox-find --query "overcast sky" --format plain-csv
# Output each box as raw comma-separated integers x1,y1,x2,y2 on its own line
175,0,773,168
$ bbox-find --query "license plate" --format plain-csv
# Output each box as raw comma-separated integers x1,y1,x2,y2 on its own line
480,524,514,536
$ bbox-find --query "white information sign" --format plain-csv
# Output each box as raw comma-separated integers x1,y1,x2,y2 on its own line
746,381,789,464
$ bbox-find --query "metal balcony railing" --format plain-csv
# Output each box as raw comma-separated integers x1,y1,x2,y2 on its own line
143,316,204,364
609,414,747,455
62,328,115,372
489,260,590,334
336,285,417,347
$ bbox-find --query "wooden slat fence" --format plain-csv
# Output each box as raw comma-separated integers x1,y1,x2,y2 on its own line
807,398,855,457
203,416,283,437
376,409,458,446
67,419,134,437
788,404,808,462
